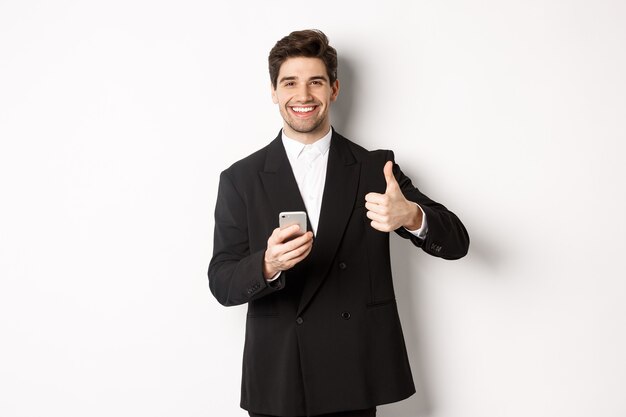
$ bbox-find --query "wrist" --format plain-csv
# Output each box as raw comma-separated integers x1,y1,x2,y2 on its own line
262,257,278,281
403,202,423,231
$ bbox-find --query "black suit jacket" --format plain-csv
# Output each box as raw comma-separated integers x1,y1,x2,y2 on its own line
208,130,469,416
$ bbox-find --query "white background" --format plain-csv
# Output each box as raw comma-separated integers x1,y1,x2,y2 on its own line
1,1,625,416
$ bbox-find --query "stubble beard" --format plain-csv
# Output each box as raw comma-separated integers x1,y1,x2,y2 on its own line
282,106,327,135
286,117,325,134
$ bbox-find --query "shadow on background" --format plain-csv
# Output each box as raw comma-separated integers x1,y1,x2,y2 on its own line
331,55,358,137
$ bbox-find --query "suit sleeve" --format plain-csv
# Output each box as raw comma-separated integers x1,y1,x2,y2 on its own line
208,170,285,306
388,151,470,260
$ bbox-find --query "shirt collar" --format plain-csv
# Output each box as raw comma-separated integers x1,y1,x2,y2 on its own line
281,127,333,161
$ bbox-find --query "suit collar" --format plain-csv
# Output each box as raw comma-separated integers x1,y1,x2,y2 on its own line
262,128,354,171
262,130,290,173
281,128,333,161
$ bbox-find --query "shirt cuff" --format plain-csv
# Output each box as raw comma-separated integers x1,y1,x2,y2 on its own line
403,203,428,239
266,271,282,282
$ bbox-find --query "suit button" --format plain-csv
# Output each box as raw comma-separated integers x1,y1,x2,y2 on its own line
339,262,347,270
296,317,304,325
341,311,351,320
430,243,442,252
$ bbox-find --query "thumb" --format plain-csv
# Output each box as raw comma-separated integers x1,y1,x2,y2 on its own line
383,161,398,193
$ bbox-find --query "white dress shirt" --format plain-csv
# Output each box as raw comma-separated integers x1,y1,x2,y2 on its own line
282,129,332,235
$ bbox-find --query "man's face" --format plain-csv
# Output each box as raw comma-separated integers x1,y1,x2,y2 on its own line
271,57,339,144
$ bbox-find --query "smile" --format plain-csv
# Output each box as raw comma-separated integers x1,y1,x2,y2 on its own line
290,106,318,114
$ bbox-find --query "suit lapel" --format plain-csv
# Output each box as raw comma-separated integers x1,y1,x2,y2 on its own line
297,132,360,315
258,133,310,228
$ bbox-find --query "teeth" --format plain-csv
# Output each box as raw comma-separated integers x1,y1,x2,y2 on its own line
292,106,315,113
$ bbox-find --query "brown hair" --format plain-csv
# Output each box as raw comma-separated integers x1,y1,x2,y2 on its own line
268,29,338,89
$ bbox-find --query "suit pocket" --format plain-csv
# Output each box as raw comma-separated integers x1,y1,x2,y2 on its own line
246,313,278,318
366,298,396,310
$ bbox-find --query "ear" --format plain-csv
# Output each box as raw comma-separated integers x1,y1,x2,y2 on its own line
330,79,340,102
271,82,278,104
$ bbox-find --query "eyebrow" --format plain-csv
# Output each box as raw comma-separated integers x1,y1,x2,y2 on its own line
278,75,329,84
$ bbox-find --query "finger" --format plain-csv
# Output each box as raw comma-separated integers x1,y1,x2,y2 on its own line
366,210,387,224
383,161,399,193
267,227,306,258
277,241,313,269
268,227,283,245
370,220,392,232
277,224,304,242
365,192,386,205
365,201,388,215
281,239,313,262
280,231,313,253
285,244,314,268
271,225,300,243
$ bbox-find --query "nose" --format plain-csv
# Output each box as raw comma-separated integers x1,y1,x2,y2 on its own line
295,84,313,102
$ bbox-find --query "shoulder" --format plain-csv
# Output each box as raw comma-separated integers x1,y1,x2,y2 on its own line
220,134,281,178
333,131,395,165
227,142,272,172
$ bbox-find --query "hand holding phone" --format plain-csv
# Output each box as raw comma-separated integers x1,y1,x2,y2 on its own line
262,211,313,280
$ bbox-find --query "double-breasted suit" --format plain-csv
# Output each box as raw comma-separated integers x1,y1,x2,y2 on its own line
208,130,469,416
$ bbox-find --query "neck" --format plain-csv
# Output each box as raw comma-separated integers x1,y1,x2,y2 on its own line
283,124,332,145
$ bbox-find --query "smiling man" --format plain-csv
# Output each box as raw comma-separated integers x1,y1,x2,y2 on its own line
271,57,338,143
208,30,470,417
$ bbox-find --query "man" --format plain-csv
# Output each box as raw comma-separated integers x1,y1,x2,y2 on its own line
208,29,469,417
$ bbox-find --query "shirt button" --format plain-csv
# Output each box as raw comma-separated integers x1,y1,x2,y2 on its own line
341,311,351,320
296,317,304,325
339,262,347,270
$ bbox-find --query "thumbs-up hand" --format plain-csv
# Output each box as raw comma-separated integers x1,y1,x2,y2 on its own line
365,161,423,232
